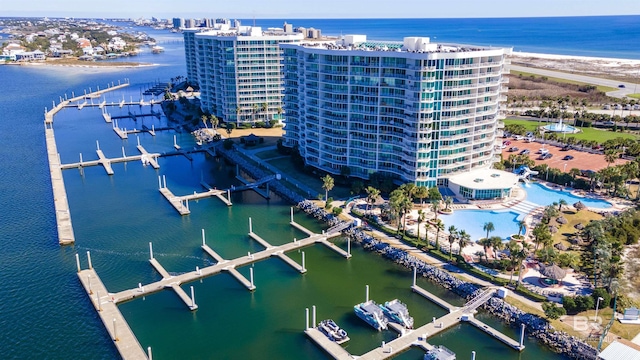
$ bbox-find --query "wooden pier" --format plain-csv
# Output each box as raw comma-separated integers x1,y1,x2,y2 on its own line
111,221,349,305
411,284,459,312
60,146,160,175
157,179,232,216
44,83,130,245
77,267,148,359
306,271,524,359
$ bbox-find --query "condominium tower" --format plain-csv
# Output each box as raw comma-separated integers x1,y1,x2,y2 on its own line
281,35,511,188
186,25,303,124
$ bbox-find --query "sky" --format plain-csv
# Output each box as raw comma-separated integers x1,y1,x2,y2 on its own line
4,0,640,19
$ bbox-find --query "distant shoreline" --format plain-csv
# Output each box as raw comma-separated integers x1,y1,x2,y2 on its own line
2,60,158,70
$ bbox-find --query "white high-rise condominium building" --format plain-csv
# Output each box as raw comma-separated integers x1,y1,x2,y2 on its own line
281,35,511,188
188,25,303,124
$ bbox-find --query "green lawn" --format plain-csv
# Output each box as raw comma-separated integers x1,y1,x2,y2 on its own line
510,70,618,93
267,157,353,199
505,118,639,142
628,93,640,99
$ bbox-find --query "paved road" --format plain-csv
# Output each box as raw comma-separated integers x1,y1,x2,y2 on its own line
508,65,639,98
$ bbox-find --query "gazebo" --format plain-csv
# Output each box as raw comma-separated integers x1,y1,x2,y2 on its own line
540,264,567,286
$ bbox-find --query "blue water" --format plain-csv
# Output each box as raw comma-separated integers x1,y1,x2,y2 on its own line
248,16,640,59
440,210,521,241
524,183,612,208
543,123,577,133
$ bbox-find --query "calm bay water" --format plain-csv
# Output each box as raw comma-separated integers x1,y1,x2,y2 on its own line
2,16,630,358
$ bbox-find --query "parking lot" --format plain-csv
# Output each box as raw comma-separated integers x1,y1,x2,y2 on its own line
501,138,628,172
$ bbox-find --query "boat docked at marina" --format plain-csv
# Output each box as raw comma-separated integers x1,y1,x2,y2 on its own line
424,345,456,360
318,319,349,344
380,299,414,329
354,300,388,331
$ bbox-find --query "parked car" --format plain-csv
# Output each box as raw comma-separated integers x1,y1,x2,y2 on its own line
503,140,511,146
519,149,530,155
539,153,553,160
563,155,574,160
619,84,626,88
508,147,519,152
513,135,524,140
561,145,572,151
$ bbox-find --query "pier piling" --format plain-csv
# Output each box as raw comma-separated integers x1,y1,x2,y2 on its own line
471,351,476,360
302,251,306,272
75,253,81,272
249,217,252,233
366,285,370,302
113,318,118,341
290,207,294,223
190,286,196,309
520,324,525,348
87,251,93,269
305,308,310,330
148,347,152,360
149,242,154,260
201,229,206,246
347,238,351,256
158,176,162,190
312,305,316,328
413,266,417,287
79,153,83,164
250,267,255,288
96,140,100,151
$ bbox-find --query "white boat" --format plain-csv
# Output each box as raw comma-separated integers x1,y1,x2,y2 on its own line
380,299,414,329
354,300,388,331
318,319,349,344
424,345,456,360
151,46,164,54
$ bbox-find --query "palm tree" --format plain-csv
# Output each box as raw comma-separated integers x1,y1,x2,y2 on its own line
416,210,427,245
458,230,471,256
489,236,504,262
431,200,440,221
558,199,567,212
261,102,268,121
276,106,283,121
478,237,492,263
447,225,458,261
532,223,551,251
235,106,242,123
201,114,208,128
252,103,259,123
506,240,527,285
443,196,453,211
365,186,380,216
390,189,411,234
483,222,495,240
433,219,444,250
321,174,334,203
209,115,219,129
604,149,619,168
516,220,526,239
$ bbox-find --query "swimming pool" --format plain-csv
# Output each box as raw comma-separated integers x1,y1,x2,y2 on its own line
439,209,521,242
523,183,612,209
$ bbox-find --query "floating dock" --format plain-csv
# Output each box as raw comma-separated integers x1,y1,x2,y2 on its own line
77,267,148,360
44,83,130,245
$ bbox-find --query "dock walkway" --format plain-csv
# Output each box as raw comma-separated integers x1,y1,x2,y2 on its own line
112,221,348,305
60,146,160,175
77,268,147,359
45,83,130,245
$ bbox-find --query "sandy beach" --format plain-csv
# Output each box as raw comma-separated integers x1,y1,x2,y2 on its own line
510,51,640,79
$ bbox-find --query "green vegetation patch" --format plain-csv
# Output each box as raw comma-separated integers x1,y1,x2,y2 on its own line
504,119,639,142
510,70,617,93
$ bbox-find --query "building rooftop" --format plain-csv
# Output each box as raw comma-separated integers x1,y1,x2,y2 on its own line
448,168,519,190
598,339,640,360
290,35,510,55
